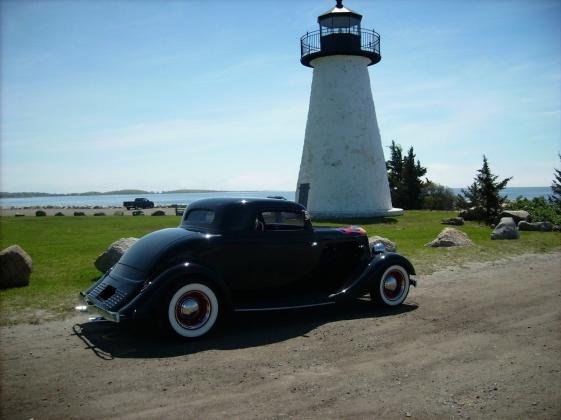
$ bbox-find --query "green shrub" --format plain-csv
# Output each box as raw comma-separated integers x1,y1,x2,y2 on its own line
73,211,85,216
506,196,561,225
93,212,106,216
35,210,46,217
151,210,165,216
132,210,144,216
54,212,64,216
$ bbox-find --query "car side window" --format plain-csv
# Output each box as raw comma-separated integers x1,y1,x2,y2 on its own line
259,211,305,231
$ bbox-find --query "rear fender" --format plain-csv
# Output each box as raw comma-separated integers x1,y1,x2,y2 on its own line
129,262,232,318
330,252,416,301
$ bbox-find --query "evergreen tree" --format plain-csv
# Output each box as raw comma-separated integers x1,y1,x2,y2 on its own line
386,141,403,205
385,141,426,209
401,147,427,209
458,155,511,223
549,153,561,211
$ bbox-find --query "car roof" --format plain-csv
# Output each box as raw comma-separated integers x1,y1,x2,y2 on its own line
187,197,305,212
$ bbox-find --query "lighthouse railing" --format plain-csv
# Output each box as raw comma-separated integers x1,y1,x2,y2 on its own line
300,29,380,60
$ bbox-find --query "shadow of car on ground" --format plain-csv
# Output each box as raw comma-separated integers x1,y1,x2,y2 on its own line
72,299,417,360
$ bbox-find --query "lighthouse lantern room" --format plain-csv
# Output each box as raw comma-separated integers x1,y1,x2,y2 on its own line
296,0,401,218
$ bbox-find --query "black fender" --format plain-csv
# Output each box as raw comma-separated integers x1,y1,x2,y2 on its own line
329,252,416,301
121,262,233,319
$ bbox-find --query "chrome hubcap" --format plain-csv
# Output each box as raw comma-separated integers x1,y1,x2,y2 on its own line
384,276,398,292
180,298,199,316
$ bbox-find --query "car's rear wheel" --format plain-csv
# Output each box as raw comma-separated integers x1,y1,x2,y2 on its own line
371,265,410,307
166,282,219,338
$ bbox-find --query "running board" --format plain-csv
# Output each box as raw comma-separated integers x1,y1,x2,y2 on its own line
234,301,335,312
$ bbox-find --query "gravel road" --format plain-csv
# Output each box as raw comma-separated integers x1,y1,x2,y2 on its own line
1,252,560,419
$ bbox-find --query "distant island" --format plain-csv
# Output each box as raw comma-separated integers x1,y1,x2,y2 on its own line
0,189,222,199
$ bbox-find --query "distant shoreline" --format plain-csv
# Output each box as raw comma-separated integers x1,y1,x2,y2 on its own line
0,186,552,199
0,189,223,199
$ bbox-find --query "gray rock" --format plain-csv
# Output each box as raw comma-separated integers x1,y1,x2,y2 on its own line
425,227,474,247
0,245,33,289
151,210,166,216
500,210,529,224
368,236,397,252
35,210,46,217
518,220,554,232
441,217,464,226
491,217,519,240
94,237,138,273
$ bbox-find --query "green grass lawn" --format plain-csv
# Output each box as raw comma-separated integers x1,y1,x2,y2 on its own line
1,212,560,325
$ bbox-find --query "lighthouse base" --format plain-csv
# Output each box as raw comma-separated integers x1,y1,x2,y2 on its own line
309,207,403,220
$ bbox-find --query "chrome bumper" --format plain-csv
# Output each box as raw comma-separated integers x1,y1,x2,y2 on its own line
78,292,121,322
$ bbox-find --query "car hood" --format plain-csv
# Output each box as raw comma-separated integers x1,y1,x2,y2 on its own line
117,227,200,274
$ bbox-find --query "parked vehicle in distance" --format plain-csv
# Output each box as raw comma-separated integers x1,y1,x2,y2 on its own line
81,198,416,339
123,198,155,210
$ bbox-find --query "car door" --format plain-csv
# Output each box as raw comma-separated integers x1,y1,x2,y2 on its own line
245,208,320,292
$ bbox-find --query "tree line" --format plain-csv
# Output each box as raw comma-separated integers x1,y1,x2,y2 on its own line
385,142,561,224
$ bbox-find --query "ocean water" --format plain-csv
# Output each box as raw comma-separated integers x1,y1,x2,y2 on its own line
0,187,552,208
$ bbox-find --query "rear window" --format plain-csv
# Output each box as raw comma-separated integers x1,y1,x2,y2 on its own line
260,211,305,231
185,209,215,224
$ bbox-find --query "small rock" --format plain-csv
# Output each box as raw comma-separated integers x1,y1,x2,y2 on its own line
94,237,138,273
518,221,553,232
441,217,464,226
500,210,529,224
425,228,474,247
368,236,397,252
0,245,33,289
491,217,519,240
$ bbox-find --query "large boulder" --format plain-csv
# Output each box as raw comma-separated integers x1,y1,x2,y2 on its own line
500,210,529,224
491,217,519,240
518,220,554,232
94,237,138,273
368,236,397,252
425,228,474,247
0,245,33,289
441,217,464,226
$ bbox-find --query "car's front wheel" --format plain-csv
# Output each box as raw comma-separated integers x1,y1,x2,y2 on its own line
371,265,410,307
166,282,219,338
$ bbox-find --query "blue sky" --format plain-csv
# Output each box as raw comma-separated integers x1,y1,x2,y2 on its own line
1,0,560,193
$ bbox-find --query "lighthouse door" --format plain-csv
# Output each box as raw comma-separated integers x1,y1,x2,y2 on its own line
298,183,310,208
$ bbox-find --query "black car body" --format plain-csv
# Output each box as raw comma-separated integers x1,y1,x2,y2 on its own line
81,198,416,338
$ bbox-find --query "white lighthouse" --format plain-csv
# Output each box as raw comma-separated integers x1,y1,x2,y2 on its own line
296,1,402,218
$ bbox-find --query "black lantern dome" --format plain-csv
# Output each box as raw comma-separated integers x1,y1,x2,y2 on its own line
300,0,381,68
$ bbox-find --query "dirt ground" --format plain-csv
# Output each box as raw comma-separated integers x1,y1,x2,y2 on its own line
1,252,560,419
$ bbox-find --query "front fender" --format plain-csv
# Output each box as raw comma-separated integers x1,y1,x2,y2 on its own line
329,252,416,301
124,262,232,319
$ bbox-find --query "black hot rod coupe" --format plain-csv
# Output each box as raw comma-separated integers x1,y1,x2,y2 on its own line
81,198,416,338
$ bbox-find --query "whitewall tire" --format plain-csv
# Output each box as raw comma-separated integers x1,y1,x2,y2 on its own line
167,283,219,338
371,265,410,307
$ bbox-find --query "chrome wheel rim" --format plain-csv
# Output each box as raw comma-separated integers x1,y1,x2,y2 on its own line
382,269,406,301
174,291,211,330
